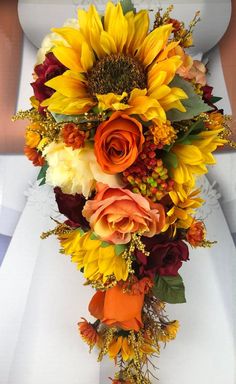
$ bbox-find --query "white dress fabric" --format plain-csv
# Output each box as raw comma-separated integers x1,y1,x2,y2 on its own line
0,177,235,384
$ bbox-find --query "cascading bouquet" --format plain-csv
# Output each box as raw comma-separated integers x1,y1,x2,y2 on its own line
13,2,235,383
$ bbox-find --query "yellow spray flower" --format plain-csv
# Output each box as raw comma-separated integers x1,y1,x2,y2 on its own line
59,230,129,283
25,122,42,148
205,111,225,131
108,336,134,361
158,320,180,342
108,334,155,361
41,2,187,120
170,129,226,190
163,187,204,233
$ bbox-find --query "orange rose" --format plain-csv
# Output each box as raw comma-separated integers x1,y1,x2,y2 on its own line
89,281,147,331
94,111,144,174
82,183,165,244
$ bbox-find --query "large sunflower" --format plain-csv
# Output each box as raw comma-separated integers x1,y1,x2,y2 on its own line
41,2,187,121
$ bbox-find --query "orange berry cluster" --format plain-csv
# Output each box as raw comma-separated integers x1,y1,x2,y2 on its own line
123,139,174,202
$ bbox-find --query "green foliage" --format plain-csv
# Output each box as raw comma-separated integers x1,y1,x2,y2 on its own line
52,112,82,123
37,164,48,186
153,274,186,304
90,232,98,240
176,118,205,144
163,151,178,169
210,96,222,104
114,244,126,256
167,75,213,121
120,0,136,14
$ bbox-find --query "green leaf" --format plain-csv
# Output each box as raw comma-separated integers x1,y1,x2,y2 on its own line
100,241,111,248
90,232,99,240
153,274,186,304
176,119,205,144
163,151,178,169
120,0,136,14
167,75,213,121
114,244,126,256
210,96,222,104
52,112,82,123
37,164,48,186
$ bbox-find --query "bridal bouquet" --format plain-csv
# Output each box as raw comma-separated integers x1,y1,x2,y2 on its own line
14,1,234,383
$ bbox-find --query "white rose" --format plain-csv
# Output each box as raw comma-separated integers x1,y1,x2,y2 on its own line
43,142,123,198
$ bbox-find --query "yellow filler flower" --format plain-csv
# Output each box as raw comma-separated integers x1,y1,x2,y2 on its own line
41,2,187,121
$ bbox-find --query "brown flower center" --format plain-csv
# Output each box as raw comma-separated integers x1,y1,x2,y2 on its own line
87,54,146,95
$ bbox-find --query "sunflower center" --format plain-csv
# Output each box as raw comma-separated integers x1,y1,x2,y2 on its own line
87,54,147,95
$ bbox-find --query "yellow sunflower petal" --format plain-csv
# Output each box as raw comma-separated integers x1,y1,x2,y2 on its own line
96,92,127,111
78,5,106,58
108,337,123,359
100,30,117,55
125,10,149,55
104,2,128,52
137,24,172,67
121,338,134,361
52,27,84,51
45,71,88,98
158,40,180,61
80,41,95,71
52,46,83,72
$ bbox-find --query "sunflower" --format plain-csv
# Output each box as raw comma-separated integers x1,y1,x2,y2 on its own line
59,229,129,283
41,2,187,121
169,128,227,193
163,187,204,233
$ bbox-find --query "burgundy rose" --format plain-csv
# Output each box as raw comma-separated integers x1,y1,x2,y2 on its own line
201,85,223,112
54,187,89,230
136,237,189,278
31,52,67,112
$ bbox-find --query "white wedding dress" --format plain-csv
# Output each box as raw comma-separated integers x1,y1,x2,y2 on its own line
0,177,235,384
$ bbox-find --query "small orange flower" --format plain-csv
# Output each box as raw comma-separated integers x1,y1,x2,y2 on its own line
62,123,86,150
129,277,154,295
205,112,224,131
186,220,205,247
94,111,144,174
24,146,45,166
78,318,99,347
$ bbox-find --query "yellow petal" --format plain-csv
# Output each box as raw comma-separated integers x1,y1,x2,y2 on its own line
52,46,83,72
137,24,172,67
108,337,123,359
100,30,117,55
52,27,84,52
80,41,95,72
104,2,128,52
121,338,133,361
126,10,149,55
96,92,127,111
148,70,167,95
45,71,88,98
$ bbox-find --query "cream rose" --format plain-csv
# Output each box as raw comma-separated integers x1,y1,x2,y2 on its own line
43,142,123,198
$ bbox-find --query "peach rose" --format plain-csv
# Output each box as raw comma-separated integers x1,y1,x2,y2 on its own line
94,111,144,174
89,281,147,331
82,183,165,244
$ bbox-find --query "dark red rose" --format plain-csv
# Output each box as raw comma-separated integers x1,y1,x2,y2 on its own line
201,85,223,112
54,187,89,230
202,85,213,103
31,52,67,112
136,237,189,277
